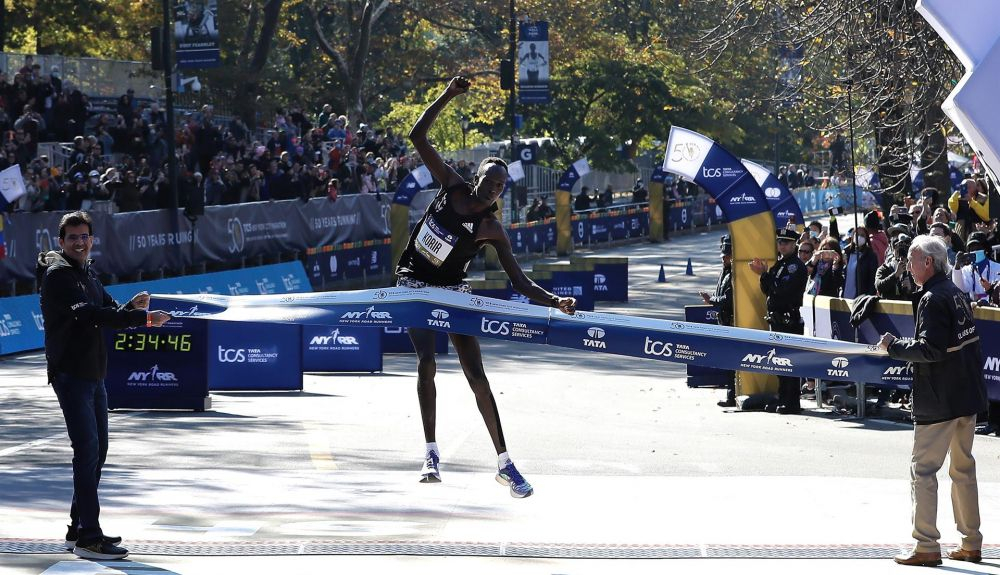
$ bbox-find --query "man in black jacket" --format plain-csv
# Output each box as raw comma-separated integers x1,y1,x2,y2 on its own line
879,234,987,567
37,211,172,560
700,236,734,407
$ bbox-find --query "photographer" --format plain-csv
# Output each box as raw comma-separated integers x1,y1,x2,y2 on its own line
875,234,916,300
952,232,1000,304
805,237,845,297
949,177,990,241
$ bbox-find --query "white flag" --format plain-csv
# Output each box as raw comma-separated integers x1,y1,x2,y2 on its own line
0,164,27,206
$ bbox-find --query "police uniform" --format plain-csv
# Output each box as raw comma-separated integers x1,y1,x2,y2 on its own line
711,236,735,406
760,228,808,412
710,237,734,327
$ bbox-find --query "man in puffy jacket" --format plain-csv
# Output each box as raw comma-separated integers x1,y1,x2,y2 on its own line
879,234,987,567
37,211,172,560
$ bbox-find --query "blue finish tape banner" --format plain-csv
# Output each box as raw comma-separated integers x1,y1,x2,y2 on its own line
149,288,907,385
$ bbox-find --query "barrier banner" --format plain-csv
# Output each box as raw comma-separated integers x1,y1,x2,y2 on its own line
0,294,45,355
741,158,804,228
508,222,555,254
591,262,628,302
981,319,1000,401
571,216,590,245
149,288,907,384
668,199,694,231
208,321,302,390
684,305,735,388
587,216,611,244
104,318,210,410
302,325,383,372
0,196,391,282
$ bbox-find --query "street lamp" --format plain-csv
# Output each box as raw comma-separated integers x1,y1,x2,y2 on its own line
460,114,470,150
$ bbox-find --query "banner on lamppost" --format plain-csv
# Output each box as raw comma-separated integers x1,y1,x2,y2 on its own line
174,0,221,69
518,21,550,104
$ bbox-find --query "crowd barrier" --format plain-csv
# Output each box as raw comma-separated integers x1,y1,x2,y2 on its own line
303,238,393,290
804,295,1000,400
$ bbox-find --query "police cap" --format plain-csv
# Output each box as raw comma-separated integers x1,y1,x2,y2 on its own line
776,228,799,242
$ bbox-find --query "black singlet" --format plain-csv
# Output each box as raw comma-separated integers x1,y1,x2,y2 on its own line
395,182,492,286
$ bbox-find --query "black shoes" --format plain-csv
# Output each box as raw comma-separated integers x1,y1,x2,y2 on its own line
73,539,129,560
65,524,124,555
717,398,737,408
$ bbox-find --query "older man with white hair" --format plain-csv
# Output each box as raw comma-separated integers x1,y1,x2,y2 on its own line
879,234,988,567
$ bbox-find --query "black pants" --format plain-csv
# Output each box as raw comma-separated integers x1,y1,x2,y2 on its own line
769,319,802,409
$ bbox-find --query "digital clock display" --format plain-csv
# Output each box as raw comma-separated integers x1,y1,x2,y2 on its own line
113,332,193,352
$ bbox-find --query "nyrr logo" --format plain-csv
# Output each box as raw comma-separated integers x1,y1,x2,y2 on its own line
309,329,359,346
729,192,757,205
127,364,178,382
827,356,850,377
984,356,1000,372
594,274,608,292
481,318,510,336
217,347,246,363
171,305,210,317
883,364,913,376
340,306,392,320
427,309,451,328
643,336,674,357
583,327,607,348
742,348,793,367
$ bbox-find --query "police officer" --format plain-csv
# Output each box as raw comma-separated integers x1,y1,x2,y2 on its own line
701,236,734,407
750,227,808,414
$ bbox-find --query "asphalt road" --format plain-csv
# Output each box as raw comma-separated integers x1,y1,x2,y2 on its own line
3,226,1000,575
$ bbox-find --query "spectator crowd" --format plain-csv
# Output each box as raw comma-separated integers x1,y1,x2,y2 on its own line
1,55,429,215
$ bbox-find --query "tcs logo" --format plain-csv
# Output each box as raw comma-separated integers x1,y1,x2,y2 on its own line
702,167,723,178
218,347,246,363
481,318,511,336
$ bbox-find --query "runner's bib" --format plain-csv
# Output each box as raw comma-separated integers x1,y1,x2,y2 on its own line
415,215,458,267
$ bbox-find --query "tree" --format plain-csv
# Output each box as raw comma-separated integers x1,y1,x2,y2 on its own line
692,0,963,200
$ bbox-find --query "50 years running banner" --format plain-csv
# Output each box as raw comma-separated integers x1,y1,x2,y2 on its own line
0,195,391,282
150,288,907,385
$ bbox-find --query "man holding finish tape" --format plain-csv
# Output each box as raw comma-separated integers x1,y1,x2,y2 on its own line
36,211,172,560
